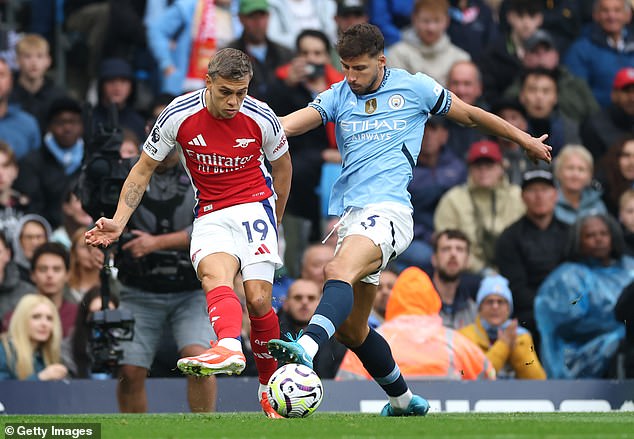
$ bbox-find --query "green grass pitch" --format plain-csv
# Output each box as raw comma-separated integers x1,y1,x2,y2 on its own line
3,413,634,439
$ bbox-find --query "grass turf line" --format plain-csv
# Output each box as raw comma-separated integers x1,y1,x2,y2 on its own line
3,412,633,439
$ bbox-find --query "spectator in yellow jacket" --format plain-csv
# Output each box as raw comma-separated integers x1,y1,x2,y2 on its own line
459,274,546,379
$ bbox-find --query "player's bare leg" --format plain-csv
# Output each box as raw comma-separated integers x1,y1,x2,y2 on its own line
177,253,246,376
180,344,217,412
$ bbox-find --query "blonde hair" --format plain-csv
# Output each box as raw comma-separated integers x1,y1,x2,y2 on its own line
2,294,62,379
15,34,50,56
553,144,594,179
619,188,634,210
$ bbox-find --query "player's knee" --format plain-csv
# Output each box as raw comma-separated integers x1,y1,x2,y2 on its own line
324,260,346,281
118,365,147,390
335,325,366,348
245,293,271,316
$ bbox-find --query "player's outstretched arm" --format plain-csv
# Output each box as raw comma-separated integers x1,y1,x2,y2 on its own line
445,92,552,164
270,151,292,225
85,152,161,248
280,107,323,137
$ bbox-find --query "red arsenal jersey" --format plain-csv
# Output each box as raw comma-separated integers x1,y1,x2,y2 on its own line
143,89,288,218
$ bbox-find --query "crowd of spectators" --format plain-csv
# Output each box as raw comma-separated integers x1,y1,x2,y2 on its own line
1,0,634,408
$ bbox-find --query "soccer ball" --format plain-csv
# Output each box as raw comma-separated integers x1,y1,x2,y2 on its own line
266,363,324,418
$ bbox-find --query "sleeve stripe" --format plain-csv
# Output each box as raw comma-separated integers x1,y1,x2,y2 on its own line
308,103,327,125
242,100,281,135
157,92,202,127
430,89,446,115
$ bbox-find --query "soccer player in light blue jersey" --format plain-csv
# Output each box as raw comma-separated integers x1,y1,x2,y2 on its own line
268,23,552,416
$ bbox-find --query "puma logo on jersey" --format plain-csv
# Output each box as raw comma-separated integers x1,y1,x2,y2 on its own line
188,134,207,146
233,138,256,148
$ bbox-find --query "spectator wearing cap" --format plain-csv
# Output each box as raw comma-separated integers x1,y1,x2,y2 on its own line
459,274,546,379
227,0,294,101
580,67,634,163
503,29,599,123
0,57,41,161
517,67,581,157
564,0,634,108
434,140,525,273
553,144,607,226
13,97,85,231
387,0,471,86
397,116,467,272
332,0,369,70
494,169,568,349
90,58,146,148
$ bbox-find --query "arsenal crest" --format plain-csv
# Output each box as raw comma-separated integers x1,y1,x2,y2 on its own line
365,98,377,114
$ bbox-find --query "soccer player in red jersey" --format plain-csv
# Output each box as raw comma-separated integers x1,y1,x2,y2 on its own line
85,48,291,417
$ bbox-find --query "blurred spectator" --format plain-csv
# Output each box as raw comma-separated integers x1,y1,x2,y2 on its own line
619,189,634,254
444,60,488,160
114,151,215,413
0,57,41,161
89,58,146,146
490,98,536,185
495,170,568,348
503,30,599,123
9,34,66,133
146,0,235,95
398,116,466,271
0,294,66,380
0,142,28,243
539,0,584,54
517,67,580,157
598,135,634,216
267,0,337,50
12,214,52,284
62,287,119,378
431,229,480,329
459,274,546,379
535,213,634,378
369,0,414,46
0,231,32,318
50,184,94,249
553,144,607,225
118,129,142,160
368,266,398,329
387,0,470,86
580,67,634,163
227,0,294,101
67,228,103,303
448,0,498,62
336,267,496,380
278,278,346,378
479,0,543,104
332,0,370,70
17,243,77,338
14,97,85,231
615,280,634,377
268,30,344,276
434,140,525,273
564,0,634,108
300,244,335,286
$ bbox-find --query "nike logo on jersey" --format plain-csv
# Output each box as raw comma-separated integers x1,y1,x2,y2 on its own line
233,138,256,148
254,244,271,255
188,134,207,147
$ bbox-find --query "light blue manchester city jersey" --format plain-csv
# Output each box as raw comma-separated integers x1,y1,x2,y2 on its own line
309,68,451,216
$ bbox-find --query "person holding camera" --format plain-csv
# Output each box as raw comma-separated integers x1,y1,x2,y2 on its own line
86,48,292,418
104,149,217,413
267,29,344,276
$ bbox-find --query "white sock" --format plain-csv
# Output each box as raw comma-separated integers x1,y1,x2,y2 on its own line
298,335,319,359
389,389,413,411
258,383,268,401
217,338,242,352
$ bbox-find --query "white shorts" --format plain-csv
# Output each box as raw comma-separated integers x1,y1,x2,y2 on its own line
190,196,283,282
335,202,413,285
